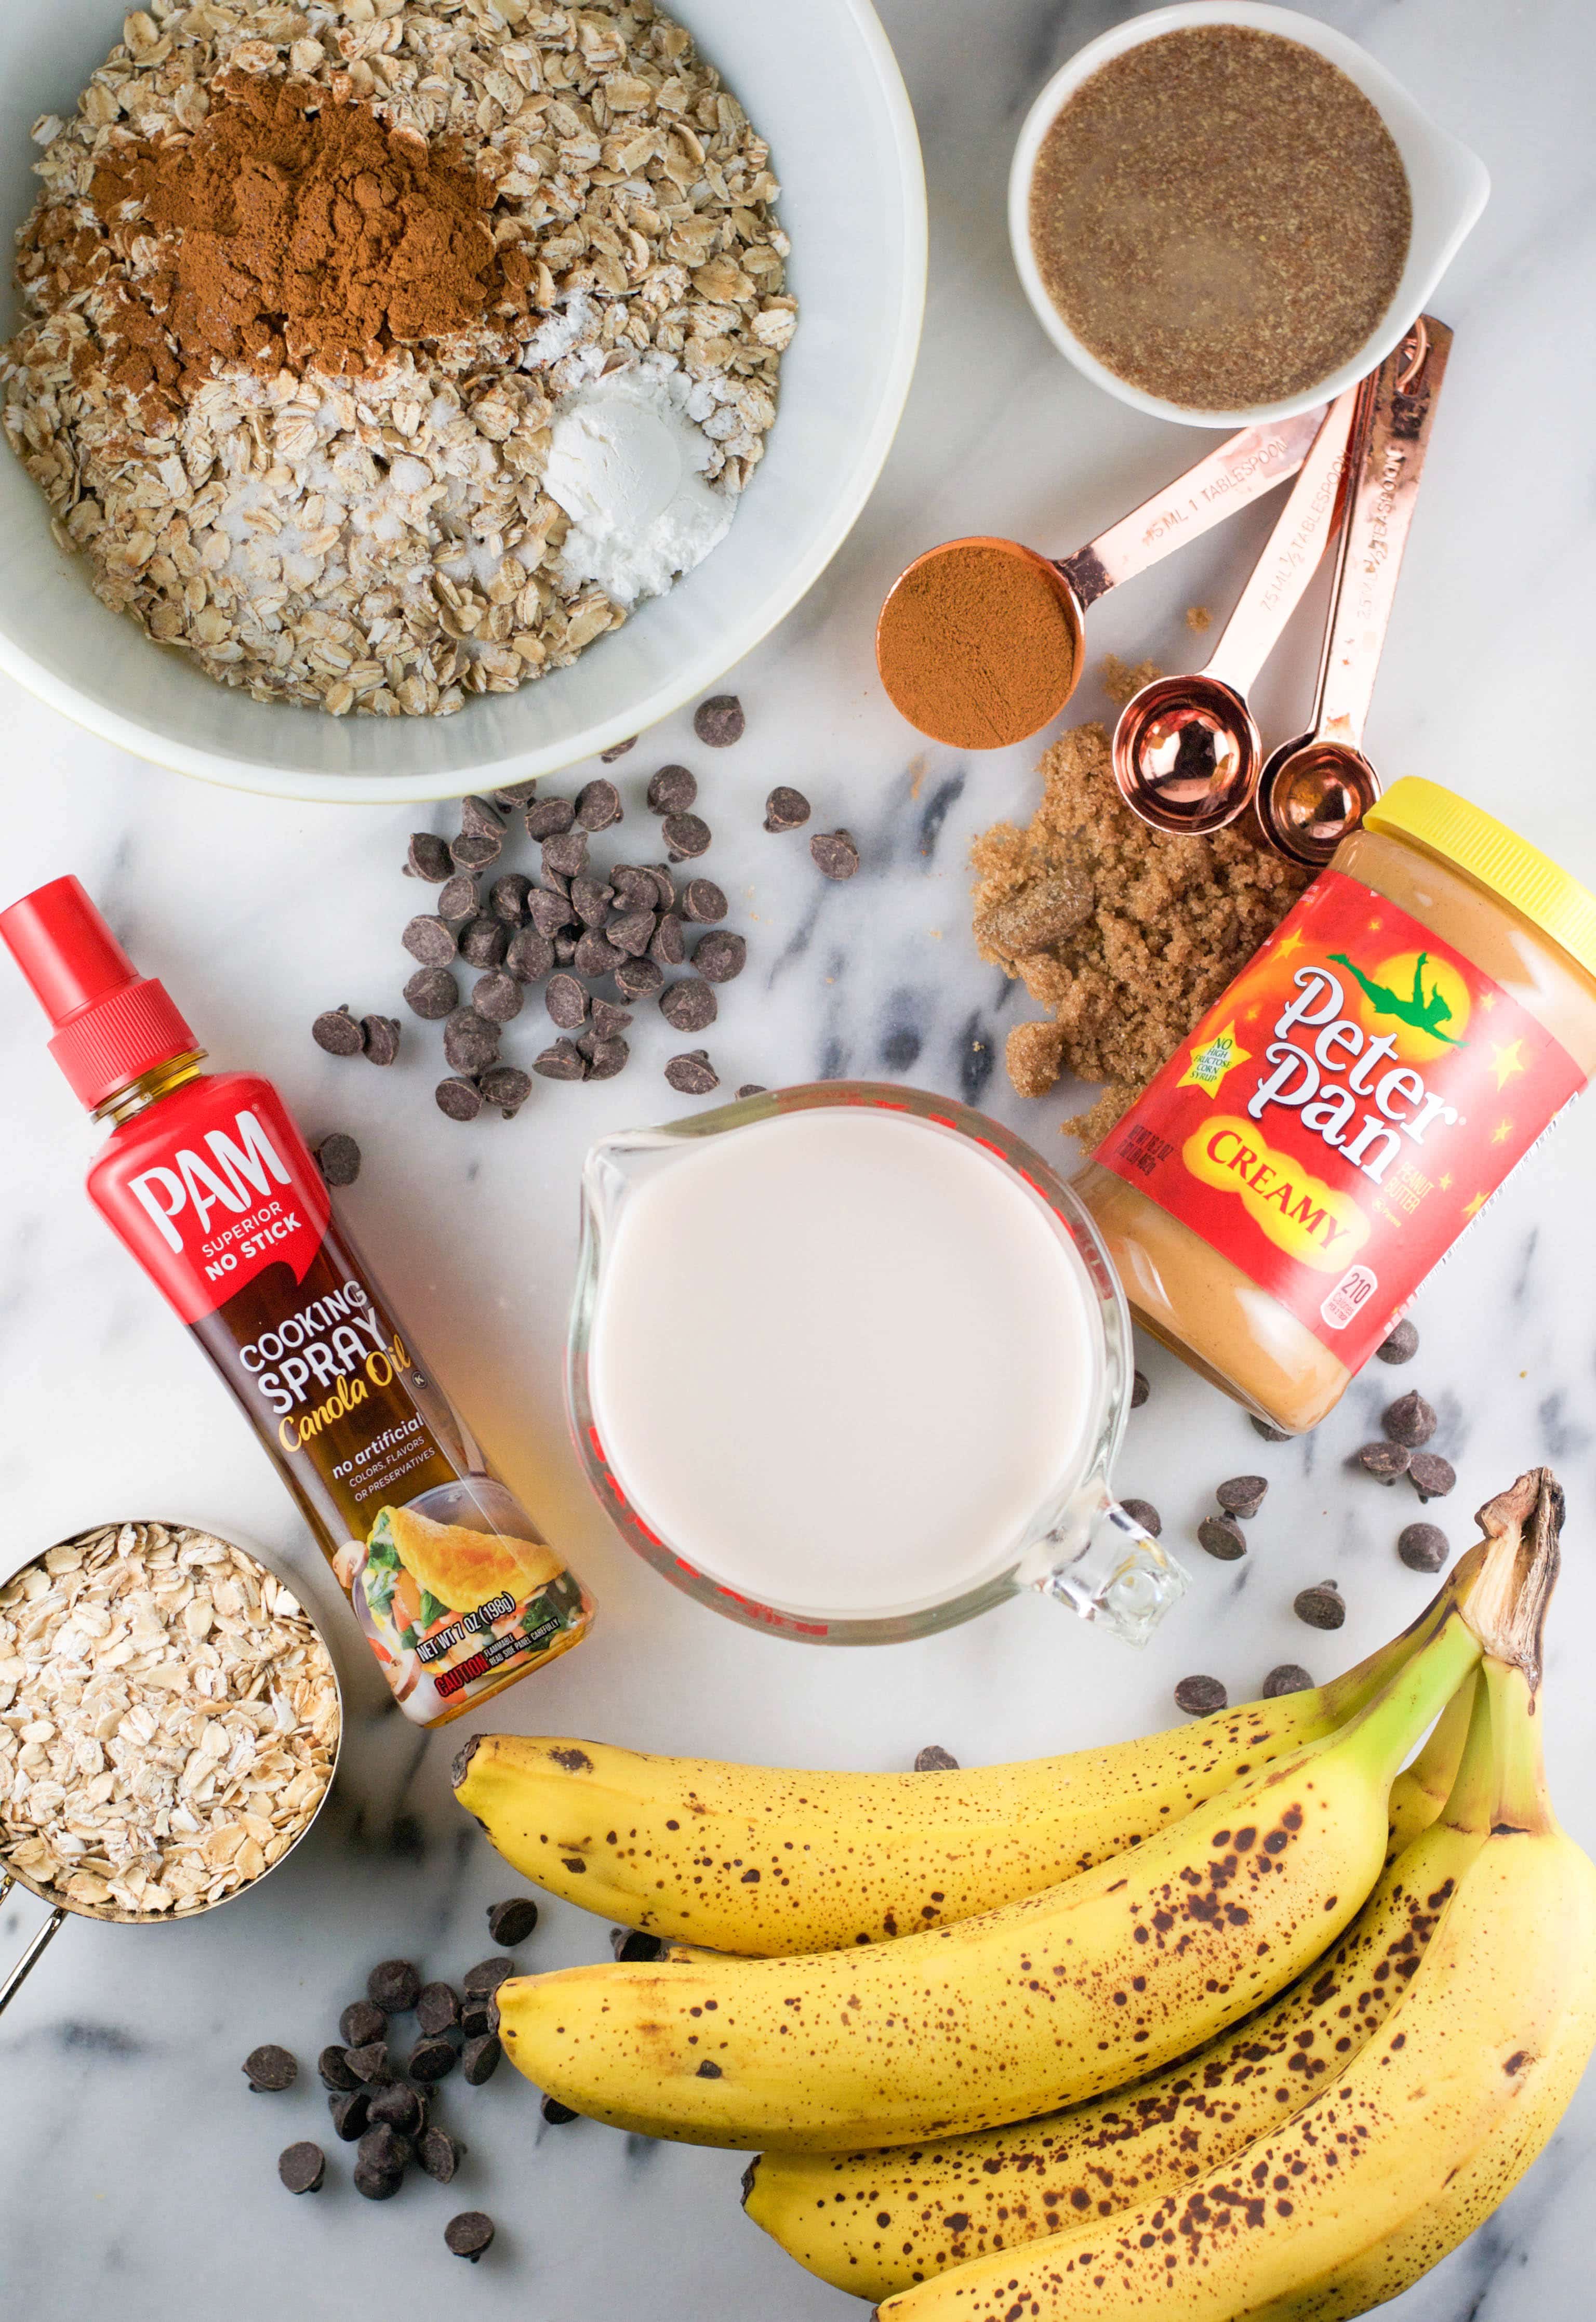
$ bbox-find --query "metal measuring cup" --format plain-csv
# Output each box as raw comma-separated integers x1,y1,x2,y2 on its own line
1253,319,1454,867
1110,386,1360,835
874,405,1326,750
0,1517,345,2019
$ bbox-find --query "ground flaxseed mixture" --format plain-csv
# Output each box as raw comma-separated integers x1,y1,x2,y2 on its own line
971,710,1309,1148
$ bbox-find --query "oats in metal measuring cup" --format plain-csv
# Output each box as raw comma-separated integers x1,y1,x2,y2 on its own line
0,1521,339,1917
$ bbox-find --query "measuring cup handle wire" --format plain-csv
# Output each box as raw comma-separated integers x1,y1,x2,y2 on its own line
0,1874,68,2020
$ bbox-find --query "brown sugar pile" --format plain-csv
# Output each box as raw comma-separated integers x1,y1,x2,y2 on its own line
971,714,1309,1147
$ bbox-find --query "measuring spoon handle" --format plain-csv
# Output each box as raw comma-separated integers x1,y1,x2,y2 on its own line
1055,405,1326,612
1204,386,1360,696
1313,317,1454,749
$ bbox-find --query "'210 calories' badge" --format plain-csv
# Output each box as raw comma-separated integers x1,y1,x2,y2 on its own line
1097,871,1586,1369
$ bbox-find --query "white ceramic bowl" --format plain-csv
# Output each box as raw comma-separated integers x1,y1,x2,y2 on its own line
1007,1,1487,429
0,0,925,802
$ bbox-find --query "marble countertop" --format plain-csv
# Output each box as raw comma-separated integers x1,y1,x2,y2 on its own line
4,2,1596,2316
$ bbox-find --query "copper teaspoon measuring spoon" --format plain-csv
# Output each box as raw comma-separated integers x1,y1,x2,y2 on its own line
1253,317,1453,867
1110,386,1360,836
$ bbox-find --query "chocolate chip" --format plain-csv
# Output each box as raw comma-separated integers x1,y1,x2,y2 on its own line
459,916,509,970
352,2159,403,2201
244,2044,298,2092
810,828,860,880
546,972,589,1030
406,832,453,882
1215,1475,1266,1518
1174,1675,1227,1716
764,786,810,832
601,736,637,763
1250,1416,1293,1442
660,977,716,1033
540,2095,579,2125
648,864,678,912
313,1006,364,1058
1120,1498,1161,1538
604,908,653,959
694,693,744,746
361,1014,401,1066
648,764,698,813
534,1039,588,1082
1261,1664,1314,1699
278,2142,325,2194
527,797,576,840
615,955,664,999
1294,1580,1346,1630
566,931,618,980
358,2121,411,2177
693,931,747,984
368,2082,424,2135
580,1035,630,1081
491,780,538,810
340,2001,386,2049
611,1930,665,1962
1408,1452,1456,1502
408,2037,459,2084
328,2088,370,2141
318,2044,359,2092
436,1077,483,1122
662,811,711,861
416,1983,461,2038
576,778,622,831
460,2001,495,2040
418,2127,466,2183
677,884,726,932
737,1084,766,1099
459,794,506,841
543,830,590,881
1198,1514,1246,1561
445,2211,495,2261
444,1008,500,1076
450,832,502,872
1382,1391,1437,1447
437,873,479,922
479,1066,532,1117
1357,1441,1411,1483
463,1956,516,1998
487,1896,540,1946
1376,1318,1419,1364
1398,1522,1450,1573
649,912,686,966
1131,1369,1150,1408
504,927,554,986
472,970,523,1024
313,1133,361,1189
461,2034,502,2085
344,2040,390,2084
368,1959,422,2014
591,999,633,1040
914,1745,959,1772
665,1050,719,1096
404,965,460,1019
490,872,531,924
403,914,457,968
610,865,659,910
529,887,576,937
571,875,615,928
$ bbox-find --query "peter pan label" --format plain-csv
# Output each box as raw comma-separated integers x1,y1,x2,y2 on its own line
1097,871,1587,1369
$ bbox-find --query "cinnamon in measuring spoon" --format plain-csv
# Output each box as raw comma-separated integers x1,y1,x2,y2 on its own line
876,542,1077,750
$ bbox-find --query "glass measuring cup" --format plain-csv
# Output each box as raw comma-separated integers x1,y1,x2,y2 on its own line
567,1083,1189,1649
874,407,1325,750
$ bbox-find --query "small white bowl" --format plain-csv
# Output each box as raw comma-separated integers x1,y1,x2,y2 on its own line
0,0,925,802
1007,0,1488,429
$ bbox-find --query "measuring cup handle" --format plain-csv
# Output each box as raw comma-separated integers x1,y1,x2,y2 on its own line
1056,405,1327,613
0,1876,66,2019
1029,1498,1190,1647
1205,387,1360,696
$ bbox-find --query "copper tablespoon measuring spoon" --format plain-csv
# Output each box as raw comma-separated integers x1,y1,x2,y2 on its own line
1253,319,1453,867
1111,385,1360,835
875,406,1326,751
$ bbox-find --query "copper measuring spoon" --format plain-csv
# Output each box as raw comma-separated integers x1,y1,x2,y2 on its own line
875,407,1326,751
1253,319,1453,867
1111,386,1360,835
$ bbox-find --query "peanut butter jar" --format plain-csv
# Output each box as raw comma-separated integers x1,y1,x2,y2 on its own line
1079,778,1596,1433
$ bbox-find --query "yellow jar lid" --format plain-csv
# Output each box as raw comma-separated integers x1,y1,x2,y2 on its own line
1364,777,1596,982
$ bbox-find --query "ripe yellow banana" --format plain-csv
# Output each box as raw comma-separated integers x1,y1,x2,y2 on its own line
456,1549,1482,1956
495,1606,1481,2152
1385,1663,1477,1857
743,1672,1497,2299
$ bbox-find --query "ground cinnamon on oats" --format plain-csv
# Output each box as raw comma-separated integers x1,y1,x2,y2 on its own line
970,716,1308,1147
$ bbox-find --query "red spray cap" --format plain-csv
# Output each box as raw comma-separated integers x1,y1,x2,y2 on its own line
0,875,200,1110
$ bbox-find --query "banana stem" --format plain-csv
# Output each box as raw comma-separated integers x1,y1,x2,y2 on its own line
1435,1671,1494,1836
1482,1657,1555,1837
1316,1541,1486,1726
1342,1613,1482,1788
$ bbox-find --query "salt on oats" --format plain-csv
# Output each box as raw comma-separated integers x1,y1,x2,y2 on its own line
0,1520,340,1920
1,0,795,716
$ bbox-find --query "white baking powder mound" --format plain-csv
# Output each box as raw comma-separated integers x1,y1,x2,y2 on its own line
544,370,734,607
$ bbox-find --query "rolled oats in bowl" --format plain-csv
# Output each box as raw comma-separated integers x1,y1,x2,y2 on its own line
1,0,794,717
0,1520,341,1920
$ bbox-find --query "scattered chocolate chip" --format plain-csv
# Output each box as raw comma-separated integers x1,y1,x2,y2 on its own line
611,1930,665,1962
608,908,657,958
368,1959,422,2014
418,2127,466,2183
344,2040,390,2084
693,930,747,983
575,931,627,980
543,830,590,881
615,955,664,999
487,1896,540,1946
526,797,576,840
571,875,615,928
914,1745,959,1772
540,2094,579,2125
1408,1452,1456,1502
591,999,633,1041
490,872,531,924
665,1050,719,1096
352,2159,403,2201
534,1039,588,1082
545,972,589,1031
576,778,622,831
328,2088,370,2141
610,865,658,910
647,764,698,813
491,780,538,811
463,1956,516,1998
502,927,554,986
600,736,636,763
660,977,717,1032
459,795,506,841
278,2141,325,2194
763,786,810,832
318,2044,358,2092
358,2121,411,2176
1358,1440,1411,1483
460,2002,495,2040
340,2001,386,2049
368,2082,424,2135
1377,1319,1419,1363
1261,1664,1314,1699
662,811,711,861
810,828,860,880
404,965,460,1019
1131,1369,1150,1408
361,1014,401,1066
1216,1475,1267,1519
694,693,744,746
1197,1514,1246,1561
407,2037,459,2084
403,914,457,968
244,2044,298,2092
461,2034,502,2086
472,970,523,1024
680,878,728,924
437,873,479,922
446,2211,496,2262
444,1007,500,1076
529,887,576,937
736,1084,766,1099
1294,1580,1346,1631
1120,1498,1161,1538
416,1983,461,2038
1382,1390,1437,1447
479,1065,533,1117
1398,1521,1450,1573
1250,1416,1293,1442
406,832,453,882
459,916,509,970
580,1035,630,1081
312,1006,364,1058
450,832,502,872
648,864,678,912
649,912,686,966
313,1134,361,1189
436,1077,483,1122
1174,1675,1227,1716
